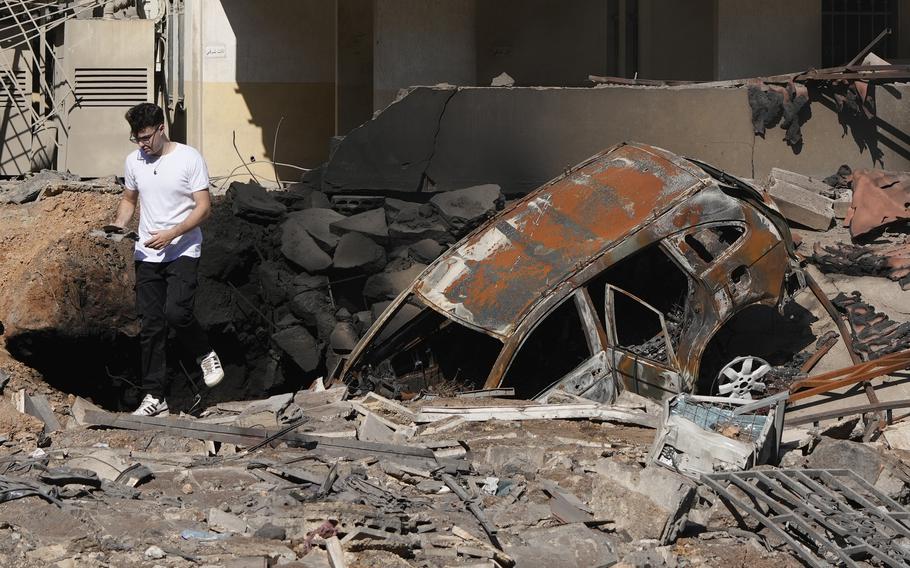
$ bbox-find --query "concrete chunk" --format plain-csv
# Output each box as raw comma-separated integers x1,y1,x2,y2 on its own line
289,208,346,252
767,174,835,231
768,167,833,194
228,181,287,223
408,239,445,263
329,208,389,242
271,325,321,372
363,263,427,301
280,217,333,272
332,233,387,273
430,184,504,234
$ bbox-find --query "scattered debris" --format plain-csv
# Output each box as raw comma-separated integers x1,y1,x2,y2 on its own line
846,169,910,238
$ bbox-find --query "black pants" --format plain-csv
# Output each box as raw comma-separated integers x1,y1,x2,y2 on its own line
135,256,211,400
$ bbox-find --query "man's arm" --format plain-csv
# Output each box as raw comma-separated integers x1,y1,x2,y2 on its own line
143,189,212,250
112,189,138,228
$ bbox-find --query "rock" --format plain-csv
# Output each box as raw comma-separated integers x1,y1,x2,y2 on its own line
254,523,286,541
227,181,287,223
271,326,321,373
288,208,346,252
207,507,250,534
332,233,387,273
330,208,389,242
198,236,256,281
330,322,359,353
806,438,910,501
353,311,373,335
322,86,456,192
0,171,78,204
291,273,330,296
257,261,296,306
408,239,445,263
362,263,427,301
430,183,504,234
371,301,393,321
314,311,338,343
289,291,333,326
491,72,515,87
144,546,166,560
386,198,453,242
281,183,332,210
503,523,617,568
767,170,835,231
280,216,333,272
591,460,695,541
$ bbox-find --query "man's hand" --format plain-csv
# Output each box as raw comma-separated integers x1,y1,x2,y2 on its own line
144,228,178,250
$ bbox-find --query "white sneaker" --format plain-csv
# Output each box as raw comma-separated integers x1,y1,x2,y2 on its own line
199,350,224,387
131,394,169,417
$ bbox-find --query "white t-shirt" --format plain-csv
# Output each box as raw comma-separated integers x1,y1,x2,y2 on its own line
124,143,210,263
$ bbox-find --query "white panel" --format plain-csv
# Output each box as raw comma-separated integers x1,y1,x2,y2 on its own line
61,19,155,177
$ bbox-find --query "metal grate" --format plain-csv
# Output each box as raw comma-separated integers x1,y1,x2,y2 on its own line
702,469,910,567
73,67,148,107
822,0,898,67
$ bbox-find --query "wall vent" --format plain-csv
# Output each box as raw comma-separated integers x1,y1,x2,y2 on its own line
73,67,148,107
0,69,29,107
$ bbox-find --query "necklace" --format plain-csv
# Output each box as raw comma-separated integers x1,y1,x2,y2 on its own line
153,143,173,175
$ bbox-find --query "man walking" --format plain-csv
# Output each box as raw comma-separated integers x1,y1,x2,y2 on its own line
111,102,224,416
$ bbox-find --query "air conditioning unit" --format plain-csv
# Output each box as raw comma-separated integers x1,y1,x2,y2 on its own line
59,19,155,177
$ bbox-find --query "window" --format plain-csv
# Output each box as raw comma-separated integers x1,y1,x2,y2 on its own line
608,286,675,366
822,0,898,67
351,295,503,393
585,243,691,349
502,299,591,398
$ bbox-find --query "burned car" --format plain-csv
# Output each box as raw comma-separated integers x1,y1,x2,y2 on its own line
335,142,804,402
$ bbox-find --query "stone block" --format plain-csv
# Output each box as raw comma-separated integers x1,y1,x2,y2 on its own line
408,239,445,263
430,183,504,234
767,172,835,231
329,208,389,242
363,263,427,301
332,233,387,273
228,181,287,223
288,208,346,252
271,326,321,373
280,217,332,272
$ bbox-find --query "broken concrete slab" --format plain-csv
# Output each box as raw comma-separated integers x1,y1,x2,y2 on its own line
228,181,287,223
362,264,427,302
207,507,251,534
329,208,389,243
502,523,617,568
332,233,387,273
322,86,457,192
806,438,910,501
329,322,359,353
768,167,834,195
280,216,333,272
294,386,348,409
289,209,347,252
271,326,322,373
430,184,504,234
767,172,835,230
407,239,446,263
288,291,334,327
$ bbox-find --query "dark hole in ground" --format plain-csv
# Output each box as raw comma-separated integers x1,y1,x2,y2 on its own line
5,326,314,414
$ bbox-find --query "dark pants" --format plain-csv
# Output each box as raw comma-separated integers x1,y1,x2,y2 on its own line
135,256,211,400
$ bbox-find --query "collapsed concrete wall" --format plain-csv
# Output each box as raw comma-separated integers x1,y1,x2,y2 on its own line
323,83,910,196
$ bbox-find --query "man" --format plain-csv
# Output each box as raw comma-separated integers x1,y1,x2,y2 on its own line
111,102,224,416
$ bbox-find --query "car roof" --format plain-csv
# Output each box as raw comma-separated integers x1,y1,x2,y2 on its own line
415,142,712,339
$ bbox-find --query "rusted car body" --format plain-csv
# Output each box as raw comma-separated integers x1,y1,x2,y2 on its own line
337,142,804,402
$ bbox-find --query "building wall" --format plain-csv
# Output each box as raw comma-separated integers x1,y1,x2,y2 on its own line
637,0,714,81
325,84,910,196
373,0,476,110
715,0,821,79
337,0,374,134
185,0,336,180
476,0,609,86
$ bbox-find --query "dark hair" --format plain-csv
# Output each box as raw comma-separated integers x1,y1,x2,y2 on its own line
125,103,164,135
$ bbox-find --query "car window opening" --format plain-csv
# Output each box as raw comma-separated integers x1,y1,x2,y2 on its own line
349,296,503,396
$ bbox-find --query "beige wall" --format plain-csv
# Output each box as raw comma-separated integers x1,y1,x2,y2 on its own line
186,0,336,181
637,0,714,81
373,0,477,110
715,0,821,79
